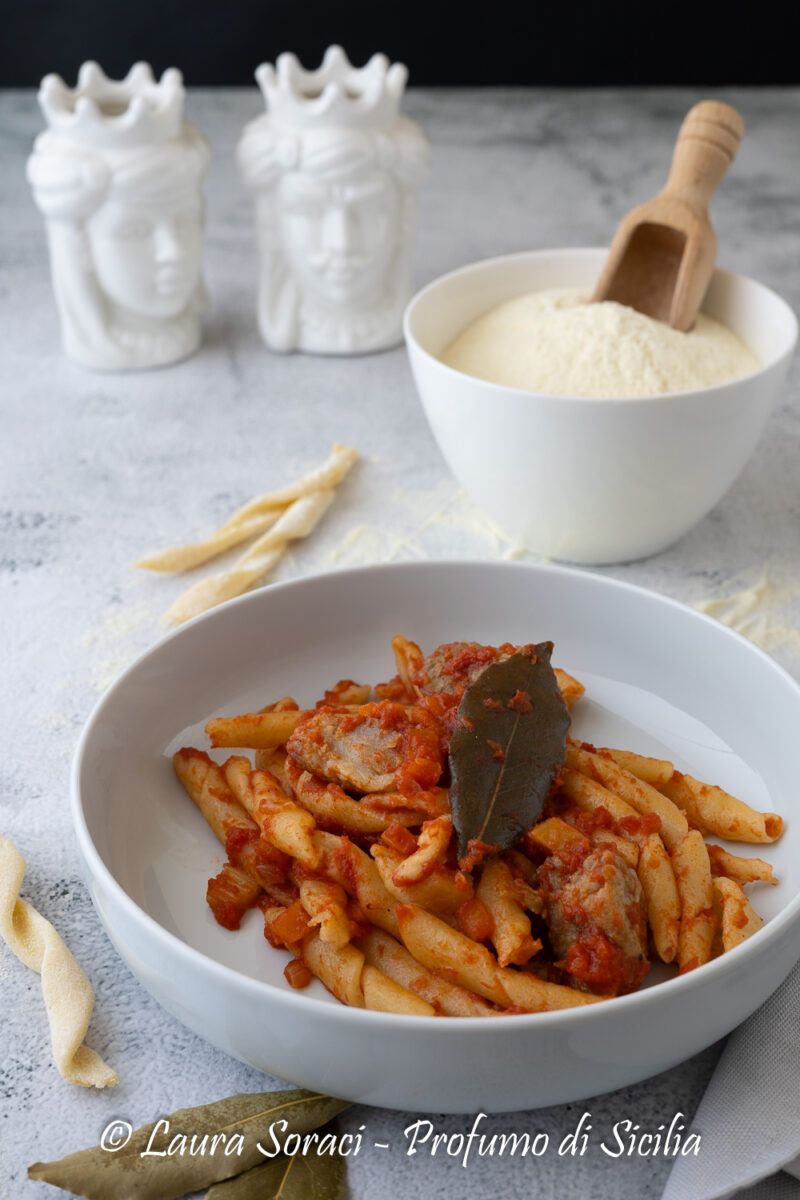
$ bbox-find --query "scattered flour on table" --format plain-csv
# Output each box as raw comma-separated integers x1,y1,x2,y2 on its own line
80,600,163,692
325,484,526,567
36,711,72,734
691,562,800,655
440,287,760,397
35,708,80,761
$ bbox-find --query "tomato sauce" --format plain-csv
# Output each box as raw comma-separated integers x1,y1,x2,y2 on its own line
254,839,291,875
486,738,506,762
224,825,259,863
332,838,359,894
457,896,494,942
416,691,460,748
508,689,533,714
459,839,495,873
284,960,313,989
322,680,360,706
534,839,592,877
269,900,311,946
618,812,662,837
565,928,648,995
381,822,418,856
206,870,251,931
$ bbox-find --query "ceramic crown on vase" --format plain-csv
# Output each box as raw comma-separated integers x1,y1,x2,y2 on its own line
237,45,430,356
27,61,210,371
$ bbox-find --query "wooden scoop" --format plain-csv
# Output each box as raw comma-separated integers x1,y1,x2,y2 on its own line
592,100,744,331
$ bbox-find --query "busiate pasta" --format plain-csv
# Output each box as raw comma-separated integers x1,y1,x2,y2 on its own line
174,635,782,1016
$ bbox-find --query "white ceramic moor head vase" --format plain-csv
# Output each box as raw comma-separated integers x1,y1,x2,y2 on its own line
27,62,210,371
237,45,429,355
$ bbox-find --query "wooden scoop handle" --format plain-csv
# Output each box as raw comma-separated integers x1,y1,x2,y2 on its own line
662,100,744,213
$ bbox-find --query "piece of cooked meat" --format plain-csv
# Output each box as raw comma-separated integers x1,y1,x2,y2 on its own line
540,846,648,994
287,708,403,793
414,641,514,698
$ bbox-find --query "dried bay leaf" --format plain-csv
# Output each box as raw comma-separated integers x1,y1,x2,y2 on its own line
205,1121,348,1199
449,644,570,859
204,1153,347,1199
28,1088,350,1200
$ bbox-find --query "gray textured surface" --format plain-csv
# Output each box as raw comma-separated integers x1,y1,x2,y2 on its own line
2,86,799,1200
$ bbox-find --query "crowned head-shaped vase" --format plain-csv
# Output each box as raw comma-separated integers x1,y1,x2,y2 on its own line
27,62,210,371
237,46,430,356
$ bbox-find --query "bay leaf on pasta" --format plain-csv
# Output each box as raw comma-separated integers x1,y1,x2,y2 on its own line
449,644,570,859
28,1088,350,1200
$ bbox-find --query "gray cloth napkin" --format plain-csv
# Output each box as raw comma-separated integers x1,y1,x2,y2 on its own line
732,1178,800,1199
662,959,800,1200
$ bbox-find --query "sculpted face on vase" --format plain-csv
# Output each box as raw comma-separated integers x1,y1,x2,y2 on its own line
27,63,210,371
86,189,204,322
238,47,430,355
277,159,400,310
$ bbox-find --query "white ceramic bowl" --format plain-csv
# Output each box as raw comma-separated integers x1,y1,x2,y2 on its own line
73,561,800,1113
404,249,797,565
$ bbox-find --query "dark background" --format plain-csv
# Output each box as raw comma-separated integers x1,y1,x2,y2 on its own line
5,0,798,88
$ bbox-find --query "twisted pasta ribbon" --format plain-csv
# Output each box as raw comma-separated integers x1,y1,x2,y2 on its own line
135,443,358,575
166,488,337,623
0,836,118,1088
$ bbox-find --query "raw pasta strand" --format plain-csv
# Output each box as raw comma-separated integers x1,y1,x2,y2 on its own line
134,443,358,573
167,490,336,623
213,443,358,529
0,836,118,1088
134,510,283,573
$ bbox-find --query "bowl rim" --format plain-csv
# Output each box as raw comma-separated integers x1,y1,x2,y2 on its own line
72,558,800,1034
403,246,799,405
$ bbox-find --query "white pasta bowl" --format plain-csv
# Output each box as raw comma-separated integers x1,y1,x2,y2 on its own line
72,561,800,1113
404,248,797,564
